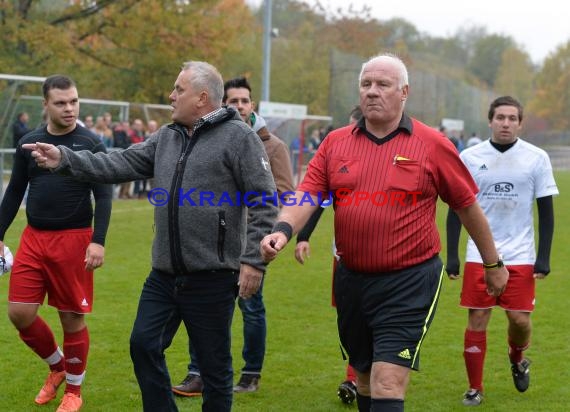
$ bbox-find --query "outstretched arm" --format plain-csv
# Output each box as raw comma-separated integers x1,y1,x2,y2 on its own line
22,142,62,169
24,140,154,184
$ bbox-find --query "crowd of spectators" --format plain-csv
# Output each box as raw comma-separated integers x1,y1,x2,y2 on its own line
81,113,160,199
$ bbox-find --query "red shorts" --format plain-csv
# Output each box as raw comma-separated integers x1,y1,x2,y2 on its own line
460,262,535,312
9,226,94,313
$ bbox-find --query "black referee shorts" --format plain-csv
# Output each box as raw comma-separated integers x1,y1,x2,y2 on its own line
334,255,444,372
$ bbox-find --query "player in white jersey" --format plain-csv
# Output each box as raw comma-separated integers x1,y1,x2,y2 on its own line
445,96,558,406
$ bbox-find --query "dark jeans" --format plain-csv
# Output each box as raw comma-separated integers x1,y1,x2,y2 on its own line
130,269,238,412
189,278,266,376
133,180,145,196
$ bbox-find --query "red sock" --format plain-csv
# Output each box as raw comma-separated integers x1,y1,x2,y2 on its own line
464,329,486,392
508,338,529,364
63,327,90,396
345,364,356,382
19,317,65,372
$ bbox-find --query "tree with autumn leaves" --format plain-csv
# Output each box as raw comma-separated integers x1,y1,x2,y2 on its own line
1,0,259,103
1,0,569,132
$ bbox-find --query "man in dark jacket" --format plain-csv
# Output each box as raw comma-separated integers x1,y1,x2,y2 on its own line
23,61,279,412
12,112,31,148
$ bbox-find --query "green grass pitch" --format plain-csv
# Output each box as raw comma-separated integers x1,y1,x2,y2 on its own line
0,172,568,411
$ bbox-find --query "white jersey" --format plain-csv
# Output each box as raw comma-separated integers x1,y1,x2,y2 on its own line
460,139,558,265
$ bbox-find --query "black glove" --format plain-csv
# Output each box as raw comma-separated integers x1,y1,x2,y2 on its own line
534,260,550,276
445,256,460,278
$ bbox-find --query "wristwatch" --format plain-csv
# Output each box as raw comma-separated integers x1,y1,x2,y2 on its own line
482,255,504,269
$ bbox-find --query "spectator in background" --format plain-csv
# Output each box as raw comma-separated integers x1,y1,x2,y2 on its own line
102,112,113,129
112,121,133,199
130,119,146,198
457,132,466,152
12,112,31,148
130,119,145,145
308,129,322,152
93,116,113,148
224,77,294,392
348,105,363,125
83,115,95,132
144,120,159,190
289,135,309,179
467,132,482,148
146,120,159,136
440,125,459,151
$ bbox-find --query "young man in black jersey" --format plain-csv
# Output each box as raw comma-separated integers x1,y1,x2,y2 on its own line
0,75,112,412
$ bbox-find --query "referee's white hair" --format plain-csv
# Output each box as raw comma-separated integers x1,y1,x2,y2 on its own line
359,53,409,90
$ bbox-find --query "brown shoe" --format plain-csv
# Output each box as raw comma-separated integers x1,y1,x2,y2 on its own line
233,374,260,393
172,374,203,397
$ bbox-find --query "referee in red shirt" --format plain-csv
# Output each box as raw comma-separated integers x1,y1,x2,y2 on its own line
261,53,508,412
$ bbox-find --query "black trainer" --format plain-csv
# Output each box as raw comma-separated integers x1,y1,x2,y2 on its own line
233,374,260,393
172,374,203,397
462,389,483,406
511,358,531,392
337,380,357,404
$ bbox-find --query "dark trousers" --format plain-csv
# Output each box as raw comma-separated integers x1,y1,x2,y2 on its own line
189,277,266,376
130,269,238,412
236,278,266,374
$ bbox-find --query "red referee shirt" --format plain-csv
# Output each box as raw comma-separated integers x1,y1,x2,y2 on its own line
298,114,478,272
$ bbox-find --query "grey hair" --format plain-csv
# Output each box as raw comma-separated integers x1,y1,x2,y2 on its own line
359,53,409,89
181,61,224,105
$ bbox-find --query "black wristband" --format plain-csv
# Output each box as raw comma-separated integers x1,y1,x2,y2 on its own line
272,221,293,241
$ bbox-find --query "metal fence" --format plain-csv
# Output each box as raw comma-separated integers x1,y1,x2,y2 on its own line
328,48,496,136
0,74,172,150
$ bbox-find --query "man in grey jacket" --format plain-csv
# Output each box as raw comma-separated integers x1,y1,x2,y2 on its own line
23,61,279,412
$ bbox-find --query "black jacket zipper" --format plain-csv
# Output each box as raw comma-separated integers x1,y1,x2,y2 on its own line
217,210,227,262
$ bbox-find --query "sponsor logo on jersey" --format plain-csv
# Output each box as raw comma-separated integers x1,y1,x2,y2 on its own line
490,182,514,193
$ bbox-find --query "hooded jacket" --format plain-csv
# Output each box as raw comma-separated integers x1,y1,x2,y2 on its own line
251,112,295,199
55,107,278,274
